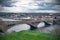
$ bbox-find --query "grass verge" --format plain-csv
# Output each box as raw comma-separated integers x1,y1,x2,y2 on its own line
0,30,60,40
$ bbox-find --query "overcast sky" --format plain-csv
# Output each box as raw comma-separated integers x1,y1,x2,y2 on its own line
0,0,60,13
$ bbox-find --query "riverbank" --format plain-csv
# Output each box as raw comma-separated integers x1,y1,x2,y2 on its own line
0,30,60,40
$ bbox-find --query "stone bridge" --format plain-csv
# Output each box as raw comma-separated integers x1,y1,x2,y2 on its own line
0,18,54,33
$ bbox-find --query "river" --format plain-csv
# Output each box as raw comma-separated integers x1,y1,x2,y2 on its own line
36,24,60,34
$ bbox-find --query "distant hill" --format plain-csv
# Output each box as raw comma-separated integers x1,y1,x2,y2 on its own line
0,12,60,16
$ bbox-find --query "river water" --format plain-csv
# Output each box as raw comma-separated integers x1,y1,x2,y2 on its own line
7,23,60,34
36,24,60,34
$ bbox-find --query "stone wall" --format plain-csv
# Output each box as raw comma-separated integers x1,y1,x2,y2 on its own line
0,19,8,33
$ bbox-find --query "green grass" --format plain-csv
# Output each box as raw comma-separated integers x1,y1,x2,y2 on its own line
0,30,60,40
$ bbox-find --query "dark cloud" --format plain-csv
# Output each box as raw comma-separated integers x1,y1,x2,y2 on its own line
0,0,15,7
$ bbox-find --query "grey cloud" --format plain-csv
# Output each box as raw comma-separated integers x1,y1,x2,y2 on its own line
0,0,60,13
0,5,3,11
